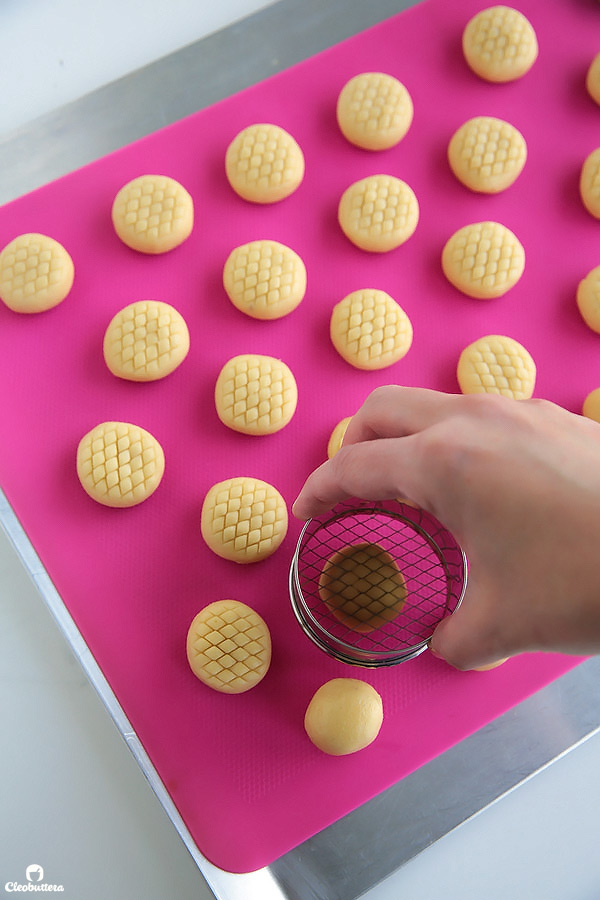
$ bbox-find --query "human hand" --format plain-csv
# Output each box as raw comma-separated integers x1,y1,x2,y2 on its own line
292,386,600,669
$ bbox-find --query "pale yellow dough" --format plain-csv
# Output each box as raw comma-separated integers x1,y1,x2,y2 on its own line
327,416,353,458
223,240,307,320
111,174,194,254
582,387,600,423
225,123,305,203
0,233,74,313
186,599,271,694
77,421,165,508
103,300,190,381
442,221,525,299
448,116,527,194
457,334,536,399
577,265,600,334
580,148,600,219
201,476,288,563
319,542,407,634
304,678,383,756
336,72,413,151
338,174,419,252
214,353,298,435
462,6,538,83
587,53,600,106
330,289,413,370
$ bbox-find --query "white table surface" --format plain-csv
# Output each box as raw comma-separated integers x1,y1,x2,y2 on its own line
2,2,600,897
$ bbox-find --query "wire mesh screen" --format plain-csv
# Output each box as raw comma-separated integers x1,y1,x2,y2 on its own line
289,499,467,667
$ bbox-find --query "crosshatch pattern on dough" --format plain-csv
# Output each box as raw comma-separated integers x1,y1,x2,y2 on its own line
330,289,413,370
338,174,419,252
223,240,306,319
76,422,165,507
225,124,305,203
111,175,194,253
336,72,413,150
187,600,271,694
442,221,525,299
462,6,538,82
201,477,288,563
0,233,74,313
448,116,527,193
215,354,298,435
103,300,190,381
457,335,536,399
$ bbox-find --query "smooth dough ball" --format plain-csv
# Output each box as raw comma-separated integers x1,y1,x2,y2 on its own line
583,387,600,423
586,52,600,106
304,678,383,755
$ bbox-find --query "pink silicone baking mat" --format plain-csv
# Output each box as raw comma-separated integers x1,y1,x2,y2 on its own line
0,0,598,874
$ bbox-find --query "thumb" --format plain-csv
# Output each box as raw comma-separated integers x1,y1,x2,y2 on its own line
429,571,506,670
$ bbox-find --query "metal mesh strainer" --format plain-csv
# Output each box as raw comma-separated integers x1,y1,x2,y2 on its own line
289,498,467,667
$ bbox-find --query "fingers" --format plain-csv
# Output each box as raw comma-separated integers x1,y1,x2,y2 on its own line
292,434,430,520
429,570,509,670
342,385,460,447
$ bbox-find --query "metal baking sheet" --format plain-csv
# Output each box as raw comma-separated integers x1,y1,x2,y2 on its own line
2,0,600,896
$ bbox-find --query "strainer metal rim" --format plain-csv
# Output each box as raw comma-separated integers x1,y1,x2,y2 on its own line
289,498,468,668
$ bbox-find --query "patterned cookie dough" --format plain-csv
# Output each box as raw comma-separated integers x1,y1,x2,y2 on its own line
457,334,536,399
327,416,353,458
201,476,288,563
77,421,165,508
587,52,600,106
319,542,407,634
112,174,194,254
223,240,306,320
576,265,600,334
225,123,305,203
338,174,419,252
580,148,600,219
304,678,383,756
442,221,525,299
582,387,600,423
462,6,538,83
0,233,74,313
103,300,190,381
214,354,298,435
186,599,271,694
448,116,527,194
336,72,413,150
330,288,413,370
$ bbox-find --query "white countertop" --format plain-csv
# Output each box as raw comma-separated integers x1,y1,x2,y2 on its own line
2,2,600,897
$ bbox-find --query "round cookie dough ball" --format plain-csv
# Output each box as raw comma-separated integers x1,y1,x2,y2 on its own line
214,353,298,435
327,416,353,458
223,239,306,320
111,174,194,254
583,387,600,423
225,123,305,203
304,678,383,756
448,116,527,194
338,174,419,252
442,221,525,299
186,599,271,694
580,148,600,220
0,233,74,313
103,300,190,381
201,476,288,563
586,52,600,107
457,334,536,399
336,72,413,150
76,421,165,508
577,265,600,334
330,288,413,370
462,6,538,83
